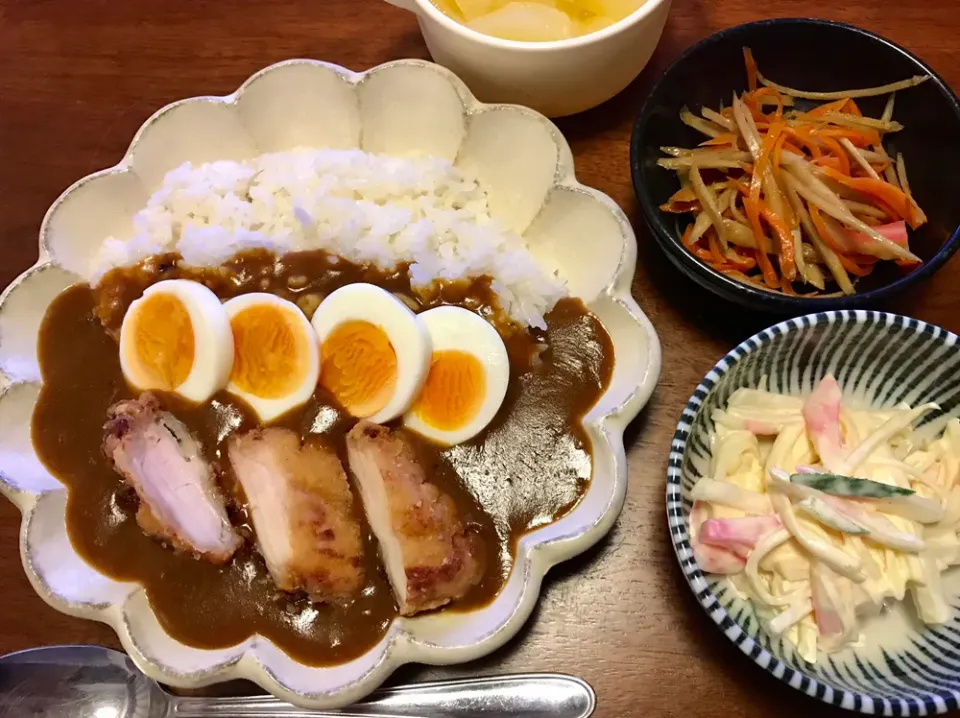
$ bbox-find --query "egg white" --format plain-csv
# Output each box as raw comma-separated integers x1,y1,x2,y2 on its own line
311,283,431,424
223,293,320,422
403,305,509,446
119,279,234,403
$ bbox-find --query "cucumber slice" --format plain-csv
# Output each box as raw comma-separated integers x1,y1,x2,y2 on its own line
790,473,915,499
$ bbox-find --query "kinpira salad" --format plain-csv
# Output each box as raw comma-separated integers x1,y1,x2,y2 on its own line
658,49,930,297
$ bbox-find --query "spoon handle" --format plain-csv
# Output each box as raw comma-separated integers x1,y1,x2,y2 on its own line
170,673,595,717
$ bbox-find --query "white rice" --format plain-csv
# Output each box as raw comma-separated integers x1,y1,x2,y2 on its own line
93,149,566,329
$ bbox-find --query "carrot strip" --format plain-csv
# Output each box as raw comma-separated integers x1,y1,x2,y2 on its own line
759,197,797,279
748,87,785,120
733,177,796,278
693,246,714,262
744,126,783,287
771,132,788,177
733,254,757,270
783,127,822,158
812,156,843,171
780,140,806,156
819,167,918,227
818,135,851,175
780,275,797,294
724,246,757,270
754,123,796,278
815,127,882,147
840,256,874,276
870,197,902,222
744,48,759,92
809,204,847,254
770,131,797,229
807,206,872,276
809,209,869,275
681,224,696,247
708,233,726,264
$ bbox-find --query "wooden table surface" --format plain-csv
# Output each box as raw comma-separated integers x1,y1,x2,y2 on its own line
1,1,959,716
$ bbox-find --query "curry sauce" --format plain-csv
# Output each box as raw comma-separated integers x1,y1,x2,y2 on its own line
31,250,614,666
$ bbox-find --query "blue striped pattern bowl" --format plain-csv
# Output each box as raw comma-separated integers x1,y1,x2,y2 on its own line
667,310,960,715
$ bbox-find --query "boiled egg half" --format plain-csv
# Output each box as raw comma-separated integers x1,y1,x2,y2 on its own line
224,293,320,422
119,279,234,403
311,283,431,424
404,306,509,446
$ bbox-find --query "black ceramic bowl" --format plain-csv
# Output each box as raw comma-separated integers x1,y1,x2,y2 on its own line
630,18,960,313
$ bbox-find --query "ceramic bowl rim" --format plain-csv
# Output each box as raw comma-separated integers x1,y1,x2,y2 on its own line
630,18,960,313
666,308,960,714
398,0,673,52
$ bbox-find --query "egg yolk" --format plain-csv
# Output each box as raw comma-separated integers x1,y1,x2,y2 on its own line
320,321,397,417
128,293,195,390
413,350,486,431
231,305,310,399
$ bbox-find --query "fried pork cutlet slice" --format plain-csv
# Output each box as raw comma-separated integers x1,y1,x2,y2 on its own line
227,428,365,602
345,420,483,616
102,394,242,563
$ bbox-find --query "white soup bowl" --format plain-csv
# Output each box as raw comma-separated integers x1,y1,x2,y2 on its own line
384,0,672,117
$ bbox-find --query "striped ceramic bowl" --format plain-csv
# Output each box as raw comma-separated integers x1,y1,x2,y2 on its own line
668,310,960,715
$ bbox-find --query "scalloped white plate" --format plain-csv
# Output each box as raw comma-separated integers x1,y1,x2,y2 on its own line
0,59,661,708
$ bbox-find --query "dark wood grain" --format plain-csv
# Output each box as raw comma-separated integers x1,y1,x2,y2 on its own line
1,1,958,715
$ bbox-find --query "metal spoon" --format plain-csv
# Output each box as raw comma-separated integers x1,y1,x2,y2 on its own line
0,644,595,717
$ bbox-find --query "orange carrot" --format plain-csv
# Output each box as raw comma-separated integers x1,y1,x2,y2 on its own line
708,233,726,264
744,124,797,279
818,135,851,175
809,205,845,253
771,131,788,177
819,167,919,227
744,126,783,287
808,206,872,277
783,127,822,158
681,224,695,247
743,48,758,92
759,198,797,279
812,156,843,171
735,254,757,271
770,131,797,228
839,255,874,276
815,127,882,148
780,140,806,157
748,87,785,120
726,247,757,270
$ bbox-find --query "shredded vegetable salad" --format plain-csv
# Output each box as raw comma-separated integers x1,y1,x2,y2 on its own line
659,48,930,297
690,376,960,662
